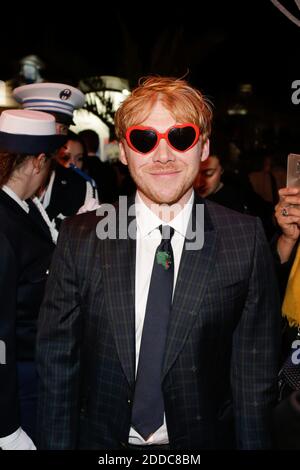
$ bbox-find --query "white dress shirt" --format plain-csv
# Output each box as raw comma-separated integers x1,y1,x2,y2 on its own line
129,191,194,445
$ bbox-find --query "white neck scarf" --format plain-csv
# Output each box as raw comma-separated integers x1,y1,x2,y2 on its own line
32,196,58,244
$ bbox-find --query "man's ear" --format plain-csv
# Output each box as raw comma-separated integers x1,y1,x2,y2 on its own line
119,142,128,166
201,139,210,162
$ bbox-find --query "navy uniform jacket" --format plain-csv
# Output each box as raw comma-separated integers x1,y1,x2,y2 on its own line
0,190,54,437
45,165,96,230
36,195,280,449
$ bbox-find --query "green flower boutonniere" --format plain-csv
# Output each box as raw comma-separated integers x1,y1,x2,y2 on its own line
156,250,172,270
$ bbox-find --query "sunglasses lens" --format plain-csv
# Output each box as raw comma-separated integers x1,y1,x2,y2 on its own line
129,129,157,153
168,126,197,151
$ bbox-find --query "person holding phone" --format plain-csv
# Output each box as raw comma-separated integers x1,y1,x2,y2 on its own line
275,153,300,327
273,186,300,448
273,187,300,356
274,184,300,345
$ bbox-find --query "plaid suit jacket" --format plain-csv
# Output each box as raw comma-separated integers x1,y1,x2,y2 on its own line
36,195,280,449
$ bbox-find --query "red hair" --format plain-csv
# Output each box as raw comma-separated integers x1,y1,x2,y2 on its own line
115,76,213,142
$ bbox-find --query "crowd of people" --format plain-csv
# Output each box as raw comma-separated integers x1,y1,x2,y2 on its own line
0,76,299,450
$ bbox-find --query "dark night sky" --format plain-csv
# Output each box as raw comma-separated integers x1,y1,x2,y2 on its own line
0,1,299,117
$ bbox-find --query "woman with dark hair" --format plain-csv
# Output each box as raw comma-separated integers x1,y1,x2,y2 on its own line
0,109,66,450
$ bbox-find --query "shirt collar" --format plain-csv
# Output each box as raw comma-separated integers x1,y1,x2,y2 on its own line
135,191,194,239
2,185,29,213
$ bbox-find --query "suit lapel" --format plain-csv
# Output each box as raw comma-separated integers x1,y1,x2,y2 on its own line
101,197,136,387
162,198,218,378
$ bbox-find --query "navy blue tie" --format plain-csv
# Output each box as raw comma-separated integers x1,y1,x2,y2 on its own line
132,225,175,439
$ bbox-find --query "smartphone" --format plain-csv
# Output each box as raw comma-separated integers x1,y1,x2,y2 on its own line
287,153,300,188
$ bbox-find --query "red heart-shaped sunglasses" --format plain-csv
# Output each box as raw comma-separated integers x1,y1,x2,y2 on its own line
125,123,200,155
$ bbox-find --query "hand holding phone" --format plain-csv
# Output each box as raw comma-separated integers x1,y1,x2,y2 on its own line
287,153,300,188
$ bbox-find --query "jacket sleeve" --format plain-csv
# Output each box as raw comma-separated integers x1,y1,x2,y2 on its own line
36,221,83,449
231,218,281,449
0,233,20,437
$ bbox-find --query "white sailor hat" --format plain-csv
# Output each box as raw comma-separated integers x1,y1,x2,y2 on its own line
0,109,67,154
13,82,85,125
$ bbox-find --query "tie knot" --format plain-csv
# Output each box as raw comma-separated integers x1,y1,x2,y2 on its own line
159,225,175,241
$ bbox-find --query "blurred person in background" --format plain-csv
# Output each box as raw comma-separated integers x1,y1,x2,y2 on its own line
79,129,118,203
194,139,245,213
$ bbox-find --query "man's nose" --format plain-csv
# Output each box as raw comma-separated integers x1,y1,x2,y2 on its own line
152,138,175,163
